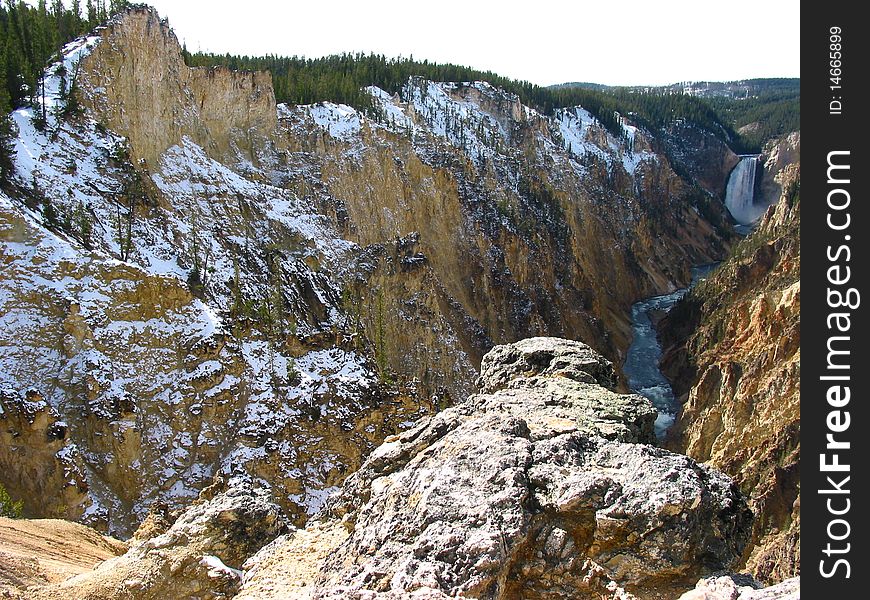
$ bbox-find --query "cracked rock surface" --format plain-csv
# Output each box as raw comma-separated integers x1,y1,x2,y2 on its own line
241,338,752,599
30,479,286,600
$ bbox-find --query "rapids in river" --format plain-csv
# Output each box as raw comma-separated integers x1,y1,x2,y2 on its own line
623,264,718,437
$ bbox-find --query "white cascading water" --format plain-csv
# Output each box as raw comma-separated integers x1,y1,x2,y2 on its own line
724,155,762,225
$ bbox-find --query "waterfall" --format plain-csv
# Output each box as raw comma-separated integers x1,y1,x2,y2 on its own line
724,155,762,225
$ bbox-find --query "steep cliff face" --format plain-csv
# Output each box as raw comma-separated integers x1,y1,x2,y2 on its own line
1,5,736,538
757,133,800,209
660,122,741,196
280,81,732,384
659,144,800,583
79,7,278,169
1,179,428,534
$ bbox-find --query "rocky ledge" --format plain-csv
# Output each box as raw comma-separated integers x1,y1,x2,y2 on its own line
678,575,800,600
242,337,752,599
28,479,286,599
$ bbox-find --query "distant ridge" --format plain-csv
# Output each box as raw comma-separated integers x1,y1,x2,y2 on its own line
547,81,611,91
549,78,800,100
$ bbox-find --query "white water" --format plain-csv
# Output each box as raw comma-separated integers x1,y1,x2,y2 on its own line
724,155,763,225
623,264,718,438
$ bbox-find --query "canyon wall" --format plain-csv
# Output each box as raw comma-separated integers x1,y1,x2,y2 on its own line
79,8,278,169
660,137,800,582
1,6,735,538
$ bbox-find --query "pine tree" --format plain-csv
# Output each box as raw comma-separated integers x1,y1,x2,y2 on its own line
0,115,15,186
0,40,11,113
85,0,97,28
70,0,82,33
42,196,58,227
75,201,91,248
374,289,390,382
4,9,28,108
109,0,128,16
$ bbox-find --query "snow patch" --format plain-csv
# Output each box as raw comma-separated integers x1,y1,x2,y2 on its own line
201,554,243,579
306,103,361,140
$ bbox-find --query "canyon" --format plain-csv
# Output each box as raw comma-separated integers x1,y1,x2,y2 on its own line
660,136,800,583
0,5,799,598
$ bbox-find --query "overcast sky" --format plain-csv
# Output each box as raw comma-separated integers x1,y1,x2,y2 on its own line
142,0,799,87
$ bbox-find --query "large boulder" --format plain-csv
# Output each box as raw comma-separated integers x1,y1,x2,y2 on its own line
476,336,619,393
241,338,753,599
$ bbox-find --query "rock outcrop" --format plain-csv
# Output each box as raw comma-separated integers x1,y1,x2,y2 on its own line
240,338,752,599
678,575,800,600
29,478,285,600
79,7,278,168
757,133,800,209
659,153,800,583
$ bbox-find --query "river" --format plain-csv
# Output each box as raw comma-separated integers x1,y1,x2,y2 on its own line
623,264,718,438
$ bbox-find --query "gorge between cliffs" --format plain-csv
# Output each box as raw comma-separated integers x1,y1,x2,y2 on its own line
0,5,800,599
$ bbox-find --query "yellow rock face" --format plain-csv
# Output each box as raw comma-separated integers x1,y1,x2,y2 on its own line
660,152,800,583
2,6,739,540
79,7,277,170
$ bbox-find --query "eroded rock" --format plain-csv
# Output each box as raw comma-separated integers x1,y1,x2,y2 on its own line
0,387,89,520
242,338,752,599
678,575,800,600
31,478,286,600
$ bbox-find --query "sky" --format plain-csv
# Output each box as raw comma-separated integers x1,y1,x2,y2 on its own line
141,0,799,87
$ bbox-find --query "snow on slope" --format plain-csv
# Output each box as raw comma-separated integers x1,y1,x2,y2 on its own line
554,106,658,176
0,187,226,525
151,137,355,313
293,78,658,187
1,32,388,534
306,103,362,141
37,35,103,117
3,26,673,533
1,159,379,530
555,107,610,162
401,79,510,162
